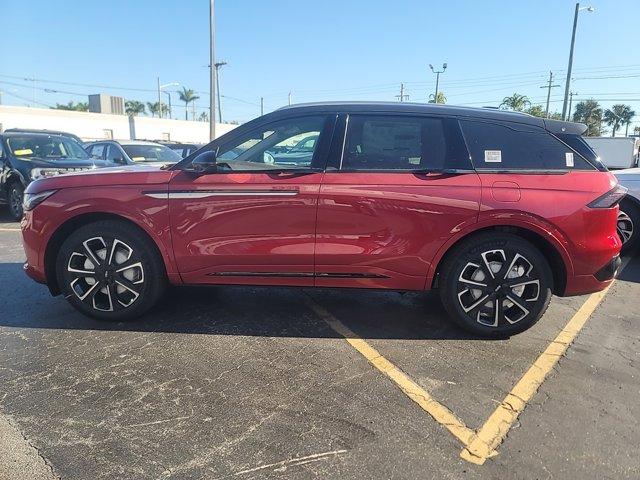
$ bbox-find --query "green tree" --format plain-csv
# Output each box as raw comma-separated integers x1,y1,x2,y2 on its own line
500,93,531,112
603,104,631,137
428,91,446,104
572,99,603,136
620,105,635,136
125,100,146,117
52,101,88,111
178,87,200,120
198,111,209,122
146,102,169,118
526,105,546,117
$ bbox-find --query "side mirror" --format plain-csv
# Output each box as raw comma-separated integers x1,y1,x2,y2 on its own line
190,150,218,174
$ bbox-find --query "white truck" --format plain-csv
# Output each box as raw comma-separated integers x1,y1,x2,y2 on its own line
584,137,639,170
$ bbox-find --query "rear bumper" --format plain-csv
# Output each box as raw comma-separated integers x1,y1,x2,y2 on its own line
563,255,621,296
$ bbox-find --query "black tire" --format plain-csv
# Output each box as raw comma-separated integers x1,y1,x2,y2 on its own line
618,199,640,255
439,232,553,337
55,220,166,321
7,182,24,220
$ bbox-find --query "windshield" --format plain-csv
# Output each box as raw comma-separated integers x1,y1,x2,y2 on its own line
7,135,89,160
122,144,182,163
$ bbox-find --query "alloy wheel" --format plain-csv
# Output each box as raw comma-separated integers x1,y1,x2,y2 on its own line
9,186,23,217
456,249,541,328
617,210,633,245
66,236,144,312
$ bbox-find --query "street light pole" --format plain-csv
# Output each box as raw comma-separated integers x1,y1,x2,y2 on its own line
214,61,227,123
157,77,162,118
209,0,216,140
562,3,594,120
429,63,447,103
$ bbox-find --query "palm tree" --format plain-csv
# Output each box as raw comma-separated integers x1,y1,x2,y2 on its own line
572,99,603,136
178,87,200,120
125,100,146,117
621,105,635,136
146,102,169,118
500,93,530,112
198,111,209,122
428,91,446,104
603,104,630,137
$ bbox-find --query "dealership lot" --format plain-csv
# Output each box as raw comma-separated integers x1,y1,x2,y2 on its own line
0,211,638,479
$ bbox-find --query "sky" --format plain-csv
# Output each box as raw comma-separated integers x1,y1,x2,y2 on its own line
1,0,639,131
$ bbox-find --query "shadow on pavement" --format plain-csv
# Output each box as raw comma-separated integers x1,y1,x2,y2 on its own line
0,262,482,341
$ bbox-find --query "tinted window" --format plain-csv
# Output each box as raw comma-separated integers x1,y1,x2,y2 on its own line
216,116,327,170
461,120,594,171
556,134,602,170
89,144,105,159
106,145,124,162
342,115,447,171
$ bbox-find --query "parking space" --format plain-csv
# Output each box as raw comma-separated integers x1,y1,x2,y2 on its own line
0,209,638,479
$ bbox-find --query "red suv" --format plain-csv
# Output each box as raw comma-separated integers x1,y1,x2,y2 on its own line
20,103,624,336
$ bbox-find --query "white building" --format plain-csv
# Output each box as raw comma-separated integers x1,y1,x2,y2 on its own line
0,105,237,143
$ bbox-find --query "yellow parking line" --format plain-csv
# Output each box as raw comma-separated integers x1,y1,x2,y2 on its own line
305,296,478,447
461,258,629,465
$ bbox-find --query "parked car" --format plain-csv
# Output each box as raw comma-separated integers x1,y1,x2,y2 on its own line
163,142,204,158
5,128,85,146
614,167,640,253
85,140,182,165
1,131,109,219
21,102,624,337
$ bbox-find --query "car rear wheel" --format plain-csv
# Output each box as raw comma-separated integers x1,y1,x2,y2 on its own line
56,220,166,321
618,199,639,254
439,233,553,337
8,182,24,220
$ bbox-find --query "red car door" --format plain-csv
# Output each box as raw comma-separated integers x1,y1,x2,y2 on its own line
315,114,481,290
168,114,335,286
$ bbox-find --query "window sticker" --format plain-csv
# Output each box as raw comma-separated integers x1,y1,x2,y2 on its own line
484,150,502,163
565,152,574,167
13,148,33,156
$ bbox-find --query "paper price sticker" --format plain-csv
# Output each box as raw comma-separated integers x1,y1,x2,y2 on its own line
484,150,502,163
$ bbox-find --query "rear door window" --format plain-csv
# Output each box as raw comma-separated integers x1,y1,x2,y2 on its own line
341,115,450,171
460,120,595,171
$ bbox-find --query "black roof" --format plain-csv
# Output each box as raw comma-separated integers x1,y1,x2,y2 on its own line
273,102,586,135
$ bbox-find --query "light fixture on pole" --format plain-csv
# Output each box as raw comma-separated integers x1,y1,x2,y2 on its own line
561,3,594,120
157,81,179,119
429,63,447,104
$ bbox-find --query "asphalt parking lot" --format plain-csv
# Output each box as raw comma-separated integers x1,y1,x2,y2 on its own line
0,209,638,480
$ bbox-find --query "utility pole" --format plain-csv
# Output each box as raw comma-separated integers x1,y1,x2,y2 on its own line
214,61,227,123
209,0,216,140
157,77,162,118
562,3,594,120
396,83,409,102
429,63,447,103
539,71,560,118
288,92,292,106
568,91,576,120
260,97,264,116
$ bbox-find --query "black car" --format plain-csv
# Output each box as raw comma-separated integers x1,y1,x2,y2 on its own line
5,128,85,146
0,131,110,219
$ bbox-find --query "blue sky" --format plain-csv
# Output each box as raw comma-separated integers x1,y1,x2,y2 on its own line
1,0,639,129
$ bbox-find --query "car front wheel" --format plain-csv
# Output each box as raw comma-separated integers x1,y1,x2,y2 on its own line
439,233,553,337
8,182,24,220
56,220,166,321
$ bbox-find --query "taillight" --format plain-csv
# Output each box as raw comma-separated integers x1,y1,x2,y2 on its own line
587,184,628,208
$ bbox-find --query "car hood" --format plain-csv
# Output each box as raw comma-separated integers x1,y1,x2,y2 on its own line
25,164,175,194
